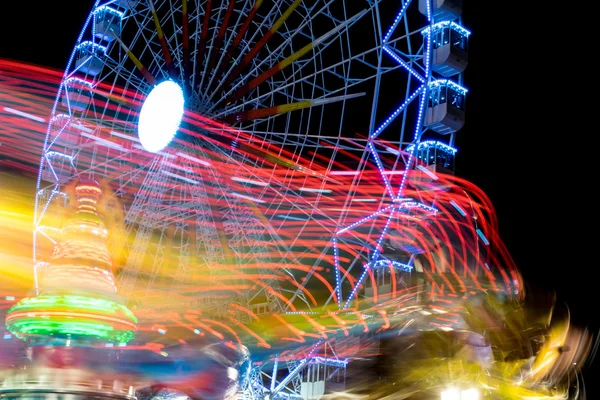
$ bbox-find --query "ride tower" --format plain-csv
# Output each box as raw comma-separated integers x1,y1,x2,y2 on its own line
3,179,138,399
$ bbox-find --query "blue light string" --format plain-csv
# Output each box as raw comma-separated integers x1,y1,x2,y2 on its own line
394,22,432,200
398,201,438,215
336,204,394,235
429,79,468,95
343,263,371,310
333,237,342,310
383,46,425,83
35,184,59,228
383,0,413,43
368,141,395,198
406,140,457,155
76,41,108,54
424,0,432,22
373,259,413,272
370,85,424,139
343,207,396,309
421,21,471,38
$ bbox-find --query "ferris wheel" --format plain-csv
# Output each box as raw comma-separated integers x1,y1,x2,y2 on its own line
32,0,485,398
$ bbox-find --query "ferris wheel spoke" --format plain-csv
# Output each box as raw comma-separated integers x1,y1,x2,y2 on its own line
193,0,212,91
181,0,191,95
207,0,265,94
96,55,149,96
112,32,157,86
148,0,177,79
222,92,365,124
216,0,303,96
227,10,367,105
213,1,368,109
214,44,384,117
209,0,338,108
194,3,236,96
206,0,236,72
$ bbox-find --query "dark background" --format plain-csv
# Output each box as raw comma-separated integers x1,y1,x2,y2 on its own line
1,0,596,395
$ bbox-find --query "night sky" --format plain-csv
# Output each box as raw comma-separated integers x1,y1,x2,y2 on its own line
1,0,597,394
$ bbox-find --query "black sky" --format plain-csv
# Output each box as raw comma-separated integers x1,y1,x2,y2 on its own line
1,0,597,392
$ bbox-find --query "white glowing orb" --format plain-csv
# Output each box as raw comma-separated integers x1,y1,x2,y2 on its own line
138,80,184,153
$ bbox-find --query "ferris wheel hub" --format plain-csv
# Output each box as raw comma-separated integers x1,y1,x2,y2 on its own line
138,80,184,153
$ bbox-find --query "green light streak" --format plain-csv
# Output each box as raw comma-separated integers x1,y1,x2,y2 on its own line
6,294,137,343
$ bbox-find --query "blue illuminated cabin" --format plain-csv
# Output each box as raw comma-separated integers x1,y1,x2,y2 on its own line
61,78,93,112
74,41,107,77
423,80,467,135
407,140,456,192
406,140,456,174
94,6,123,43
423,22,470,77
409,140,456,175
419,0,462,22
364,259,413,298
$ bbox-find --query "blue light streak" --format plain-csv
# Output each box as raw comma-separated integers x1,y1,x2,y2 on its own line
450,200,467,217
476,229,490,246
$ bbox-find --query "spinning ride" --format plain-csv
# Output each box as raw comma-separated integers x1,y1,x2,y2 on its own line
28,0,512,398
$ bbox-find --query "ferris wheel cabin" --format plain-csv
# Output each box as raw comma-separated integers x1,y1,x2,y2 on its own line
423,79,467,135
423,21,470,77
74,41,107,77
93,6,123,43
61,77,94,112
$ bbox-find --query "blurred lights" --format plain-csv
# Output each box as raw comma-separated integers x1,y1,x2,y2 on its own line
441,388,459,400
461,389,479,400
441,388,478,400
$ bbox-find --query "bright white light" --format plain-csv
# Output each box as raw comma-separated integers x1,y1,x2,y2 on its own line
138,80,184,153
460,389,479,400
440,388,479,400
441,388,460,400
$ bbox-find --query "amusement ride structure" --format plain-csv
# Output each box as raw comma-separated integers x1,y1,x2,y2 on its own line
1,0,592,399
